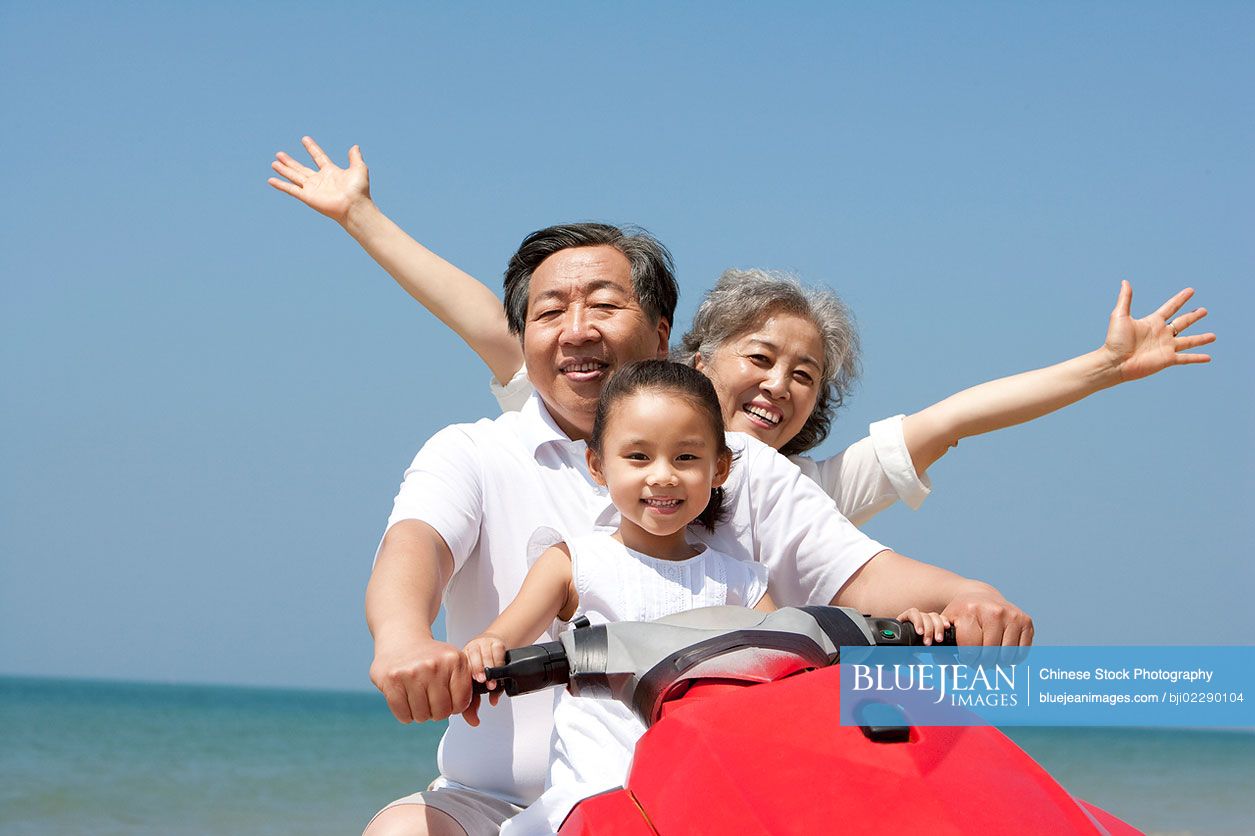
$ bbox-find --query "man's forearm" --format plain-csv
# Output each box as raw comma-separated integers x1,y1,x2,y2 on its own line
832,550,1001,615
366,520,476,722
834,550,1033,646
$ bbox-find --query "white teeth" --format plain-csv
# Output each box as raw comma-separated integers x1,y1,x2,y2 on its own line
744,405,781,425
564,362,603,372
644,498,681,507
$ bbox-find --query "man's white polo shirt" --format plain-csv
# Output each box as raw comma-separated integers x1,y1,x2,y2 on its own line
384,393,888,805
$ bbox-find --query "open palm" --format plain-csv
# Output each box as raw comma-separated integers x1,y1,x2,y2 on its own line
268,136,370,224
1104,281,1215,382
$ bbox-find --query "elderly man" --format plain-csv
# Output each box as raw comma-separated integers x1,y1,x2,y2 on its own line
359,220,1030,836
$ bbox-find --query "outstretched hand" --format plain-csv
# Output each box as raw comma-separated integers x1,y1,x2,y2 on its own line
1104,281,1215,382
267,136,370,224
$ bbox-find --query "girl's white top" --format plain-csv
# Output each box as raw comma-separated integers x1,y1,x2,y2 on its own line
491,367,931,526
500,532,769,835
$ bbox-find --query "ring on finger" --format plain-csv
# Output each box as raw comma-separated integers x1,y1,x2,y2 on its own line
1167,319,1178,337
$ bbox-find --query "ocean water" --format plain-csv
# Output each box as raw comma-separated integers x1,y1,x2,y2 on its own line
2,676,1252,835
1,677,441,835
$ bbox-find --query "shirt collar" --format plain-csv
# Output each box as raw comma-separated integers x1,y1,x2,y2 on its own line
518,392,588,456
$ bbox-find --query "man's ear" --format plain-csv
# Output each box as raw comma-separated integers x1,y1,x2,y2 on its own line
654,318,671,359
586,447,608,486
712,449,732,489
692,352,706,372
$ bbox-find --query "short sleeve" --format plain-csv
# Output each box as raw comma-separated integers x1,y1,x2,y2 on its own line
490,364,534,413
739,435,889,607
868,415,931,510
525,526,566,567
383,425,485,573
722,557,770,608
795,414,931,527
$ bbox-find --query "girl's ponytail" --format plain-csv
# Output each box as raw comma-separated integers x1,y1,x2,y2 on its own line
695,485,728,532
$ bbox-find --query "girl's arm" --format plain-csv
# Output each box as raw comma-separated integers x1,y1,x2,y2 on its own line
463,544,578,690
902,281,1214,475
268,136,523,384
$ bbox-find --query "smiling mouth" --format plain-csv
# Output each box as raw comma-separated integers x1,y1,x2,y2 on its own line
742,404,782,427
559,360,609,380
642,497,683,512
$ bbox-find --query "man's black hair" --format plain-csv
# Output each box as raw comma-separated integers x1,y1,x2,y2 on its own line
502,223,678,336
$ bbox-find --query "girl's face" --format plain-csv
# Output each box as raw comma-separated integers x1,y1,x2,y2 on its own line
694,312,826,452
587,390,731,555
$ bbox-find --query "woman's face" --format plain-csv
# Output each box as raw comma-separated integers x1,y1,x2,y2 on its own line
695,312,826,452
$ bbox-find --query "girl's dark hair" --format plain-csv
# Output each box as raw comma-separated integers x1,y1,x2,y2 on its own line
589,360,732,531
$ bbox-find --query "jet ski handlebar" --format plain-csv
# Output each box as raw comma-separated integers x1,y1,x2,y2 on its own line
473,640,570,698
471,605,954,711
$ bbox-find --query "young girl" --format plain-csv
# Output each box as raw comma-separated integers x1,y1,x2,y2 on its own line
463,360,948,835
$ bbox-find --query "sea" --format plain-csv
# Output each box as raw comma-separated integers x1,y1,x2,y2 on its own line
2,676,1251,835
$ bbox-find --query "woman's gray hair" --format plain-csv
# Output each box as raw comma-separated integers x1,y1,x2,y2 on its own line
676,268,860,457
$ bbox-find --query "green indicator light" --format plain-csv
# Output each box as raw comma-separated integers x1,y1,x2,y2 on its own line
880,629,896,639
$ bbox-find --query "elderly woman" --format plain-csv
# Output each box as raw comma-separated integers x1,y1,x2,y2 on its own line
269,137,1215,525
492,267,1209,525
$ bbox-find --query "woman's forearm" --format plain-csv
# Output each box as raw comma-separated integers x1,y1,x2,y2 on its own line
902,348,1122,475
900,282,1212,476
341,200,523,384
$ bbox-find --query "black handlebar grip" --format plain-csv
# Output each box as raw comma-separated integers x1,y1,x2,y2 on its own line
470,664,515,696
467,643,570,699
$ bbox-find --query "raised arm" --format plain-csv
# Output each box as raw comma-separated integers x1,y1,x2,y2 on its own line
366,519,472,724
902,281,1215,474
268,136,523,383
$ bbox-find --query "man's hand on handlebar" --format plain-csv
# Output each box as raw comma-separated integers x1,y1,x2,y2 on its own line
940,586,1034,647
369,635,474,725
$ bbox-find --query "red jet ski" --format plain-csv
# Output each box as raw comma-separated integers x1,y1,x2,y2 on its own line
477,606,1142,835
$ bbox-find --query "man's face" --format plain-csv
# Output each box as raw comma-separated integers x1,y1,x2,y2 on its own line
523,245,670,440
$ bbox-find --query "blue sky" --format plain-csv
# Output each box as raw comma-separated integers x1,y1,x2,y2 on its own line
1,3,1251,692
